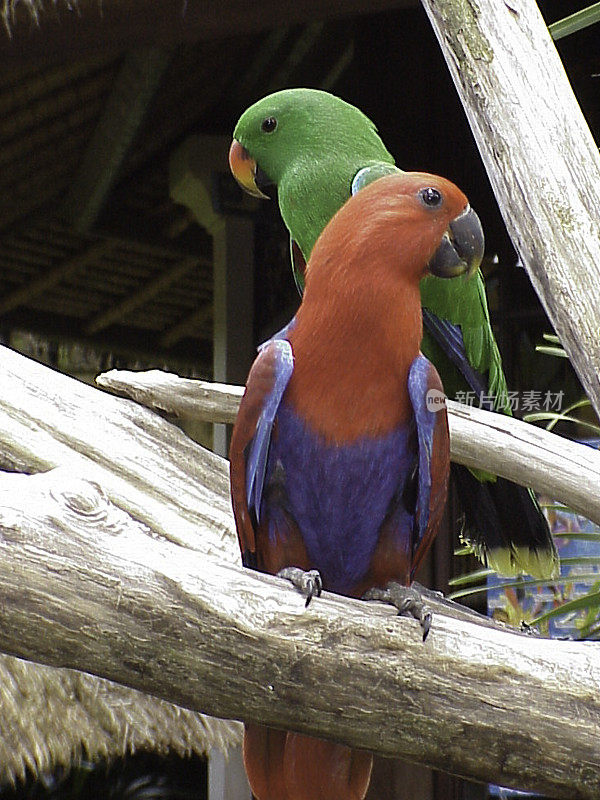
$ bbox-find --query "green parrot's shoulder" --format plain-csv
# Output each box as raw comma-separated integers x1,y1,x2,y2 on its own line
279,156,396,259
351,162,401,195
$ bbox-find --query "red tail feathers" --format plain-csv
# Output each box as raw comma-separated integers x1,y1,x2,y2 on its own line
244,724,373,800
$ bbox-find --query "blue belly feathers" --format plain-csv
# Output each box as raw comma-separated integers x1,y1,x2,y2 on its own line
262,403,415,593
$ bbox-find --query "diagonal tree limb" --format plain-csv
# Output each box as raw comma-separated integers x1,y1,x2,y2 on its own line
419,0,600,418
97,368,600,526
0,462,598,800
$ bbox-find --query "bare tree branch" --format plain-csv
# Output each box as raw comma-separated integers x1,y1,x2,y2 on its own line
419,0,600,418
1,348,235,563
0,342,599,797
97,368,600,525
0,462,599,800
97,368,244,424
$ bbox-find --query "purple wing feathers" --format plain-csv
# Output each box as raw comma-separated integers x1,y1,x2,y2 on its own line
246,339,294,522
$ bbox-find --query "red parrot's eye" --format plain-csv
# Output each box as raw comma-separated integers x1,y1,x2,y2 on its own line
419,187,443,207
261,116,278,133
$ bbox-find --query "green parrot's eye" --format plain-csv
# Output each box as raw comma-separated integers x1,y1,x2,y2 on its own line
261,116,278,133
420,187,443,208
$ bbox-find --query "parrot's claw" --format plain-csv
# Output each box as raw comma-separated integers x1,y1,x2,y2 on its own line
277,567,323,607
363,583,432,641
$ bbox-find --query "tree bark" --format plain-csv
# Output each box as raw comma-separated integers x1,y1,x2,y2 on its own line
98,368,600,525
419,0,600,419
0,345,236,564
0,465,599,799
1,344,600,797
96,368,244,425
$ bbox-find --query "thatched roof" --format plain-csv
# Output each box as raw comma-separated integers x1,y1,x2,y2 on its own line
0,653,242,784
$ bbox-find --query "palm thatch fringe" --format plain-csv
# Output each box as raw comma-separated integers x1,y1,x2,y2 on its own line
0,653,242,785
2,0,75,34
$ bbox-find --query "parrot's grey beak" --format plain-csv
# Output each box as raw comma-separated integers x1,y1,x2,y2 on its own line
428,205,484,279
228,139,272,200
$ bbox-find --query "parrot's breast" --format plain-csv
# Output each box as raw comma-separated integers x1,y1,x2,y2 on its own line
262,403,415,595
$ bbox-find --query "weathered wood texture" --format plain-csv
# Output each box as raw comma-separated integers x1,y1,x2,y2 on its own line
0,465,600,799
98,368,600,525
419,0,600,418
0,346,235,564
449,400,600,524
96,368,244,424
2,344,600,797
0,344,242,780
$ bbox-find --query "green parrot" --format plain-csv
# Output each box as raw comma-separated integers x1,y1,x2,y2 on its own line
229,88,558,580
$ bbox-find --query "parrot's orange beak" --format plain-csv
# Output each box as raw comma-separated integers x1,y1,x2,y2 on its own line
428,204,484,279
229,139,270,199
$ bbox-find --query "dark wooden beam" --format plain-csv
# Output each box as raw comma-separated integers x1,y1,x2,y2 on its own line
61,48,172,233
0,240,111,316
160,303,213,349
263,21,325,92
32,222,213,269
0,158,77,233
85,255,202,335
0,0,416,64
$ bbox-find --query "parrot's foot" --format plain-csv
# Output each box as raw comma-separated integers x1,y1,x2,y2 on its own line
277,567,322,607
363,583,432,641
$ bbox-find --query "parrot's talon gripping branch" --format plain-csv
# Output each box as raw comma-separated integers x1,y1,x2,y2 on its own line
363,583,432,642
277,567,323,607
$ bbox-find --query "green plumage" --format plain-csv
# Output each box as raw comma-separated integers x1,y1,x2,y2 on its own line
235,90,391,256
233,89,506,411
232,88,558,579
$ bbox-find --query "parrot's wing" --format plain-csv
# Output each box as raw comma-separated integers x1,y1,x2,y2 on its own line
421,271,511,414
407,354,450,580
472,273,510,413
422,308,491,405
229,339,294,568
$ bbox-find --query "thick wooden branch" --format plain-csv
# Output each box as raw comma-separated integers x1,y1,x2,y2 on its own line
97,369,600,524
96,368,244,424
0,346,236,564
449,400,600,523
2,344,600,796
419,0,600,418
0,465,599,799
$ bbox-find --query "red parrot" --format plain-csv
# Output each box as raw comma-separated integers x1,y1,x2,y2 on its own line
229,172,483,800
